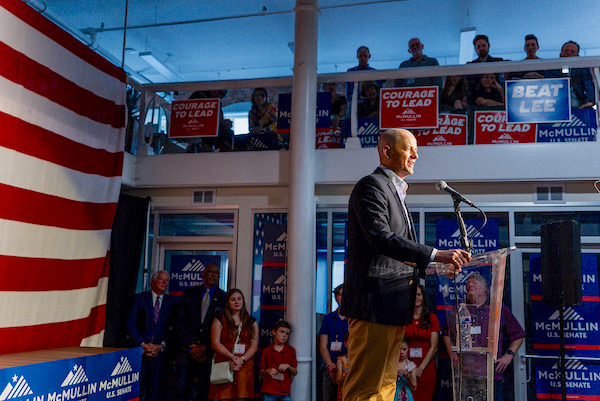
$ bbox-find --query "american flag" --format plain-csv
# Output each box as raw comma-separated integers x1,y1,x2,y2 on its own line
0,0,125,354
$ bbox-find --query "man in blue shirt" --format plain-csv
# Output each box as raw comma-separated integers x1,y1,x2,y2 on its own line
319,285,349,401
395,38,442,89
346,46,383,102
553,41,596,109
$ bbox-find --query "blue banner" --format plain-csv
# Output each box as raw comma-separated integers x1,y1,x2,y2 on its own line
529,254,600,356
355,117,381,148
276,94,292,133
506,78,571,123
535,359,600,400
169,254,220,296
0,348,141,401
435,218,499,255
536,107,598,142
260,224,287,348
276,92,331,134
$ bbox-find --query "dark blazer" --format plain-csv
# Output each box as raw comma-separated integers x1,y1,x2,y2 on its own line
341,167,434,326
126,291,177,346
175,285,227,351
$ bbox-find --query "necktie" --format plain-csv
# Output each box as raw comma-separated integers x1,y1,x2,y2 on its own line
153,296,160,324
201,291,210,323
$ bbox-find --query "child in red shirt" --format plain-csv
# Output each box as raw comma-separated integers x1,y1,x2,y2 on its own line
259,321,298,401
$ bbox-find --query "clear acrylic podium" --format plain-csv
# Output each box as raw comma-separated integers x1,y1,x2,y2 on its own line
430,247,516,401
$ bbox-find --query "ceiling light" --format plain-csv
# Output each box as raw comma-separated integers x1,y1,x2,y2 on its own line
139,52,179,81
459,27,476,65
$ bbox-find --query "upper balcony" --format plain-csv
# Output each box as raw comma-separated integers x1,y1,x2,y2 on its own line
123,57,600,189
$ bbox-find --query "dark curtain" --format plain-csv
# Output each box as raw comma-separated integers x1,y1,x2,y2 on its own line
104,193,150,347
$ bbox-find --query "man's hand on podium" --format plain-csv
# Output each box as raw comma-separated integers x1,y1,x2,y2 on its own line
433,249,471,277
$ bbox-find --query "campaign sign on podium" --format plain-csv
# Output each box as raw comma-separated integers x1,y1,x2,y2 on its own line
432,247,515,401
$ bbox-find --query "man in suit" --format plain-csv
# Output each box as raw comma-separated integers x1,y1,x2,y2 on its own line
175,264,227,401
341,129,471,401
127,270,176,401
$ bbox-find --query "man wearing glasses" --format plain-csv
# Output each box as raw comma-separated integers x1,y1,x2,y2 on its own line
175,264,227,401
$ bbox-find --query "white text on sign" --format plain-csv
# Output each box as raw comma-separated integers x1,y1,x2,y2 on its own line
511,83,564,113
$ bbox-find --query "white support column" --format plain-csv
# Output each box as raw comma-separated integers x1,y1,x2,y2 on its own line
288,1,319,401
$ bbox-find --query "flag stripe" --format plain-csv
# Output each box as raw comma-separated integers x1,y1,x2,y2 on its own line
0,147,121,204
0,0,125,83
0,111,123,177
0,218,111,259
0,40,124,128
0,7,124,105
0,76,123,153
0,184,117,230
0,304,106,355
0,277,108,328
0,254,108,291
80,330,106,347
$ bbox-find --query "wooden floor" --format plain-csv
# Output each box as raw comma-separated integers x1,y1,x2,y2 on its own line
0,347,125,369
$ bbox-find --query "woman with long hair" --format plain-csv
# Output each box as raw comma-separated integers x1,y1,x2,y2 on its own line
248,88,277,135
441,76,468,110
209,289,259,401
404,285,440,401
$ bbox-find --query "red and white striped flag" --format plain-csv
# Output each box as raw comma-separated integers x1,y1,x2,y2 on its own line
0,0,125,354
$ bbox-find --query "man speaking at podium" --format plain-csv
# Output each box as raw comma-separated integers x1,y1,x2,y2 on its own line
341,129,471,401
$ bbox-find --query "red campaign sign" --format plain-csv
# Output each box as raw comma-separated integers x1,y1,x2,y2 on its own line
380,86,439,129
316,128,343,149
413,114,467,146
474,111,537,144
169,99,220,138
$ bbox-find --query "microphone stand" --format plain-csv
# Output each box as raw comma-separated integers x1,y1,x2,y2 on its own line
452,197,471,401
454,198,472,253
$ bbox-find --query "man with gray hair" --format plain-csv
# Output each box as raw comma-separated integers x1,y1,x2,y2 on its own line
127,270,177,401
395,38,442,88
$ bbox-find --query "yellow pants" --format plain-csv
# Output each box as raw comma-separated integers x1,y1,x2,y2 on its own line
342,318,406,401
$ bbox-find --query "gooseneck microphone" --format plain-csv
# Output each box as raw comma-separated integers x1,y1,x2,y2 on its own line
436,180,476,207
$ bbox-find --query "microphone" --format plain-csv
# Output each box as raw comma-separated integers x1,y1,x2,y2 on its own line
436,181,476,207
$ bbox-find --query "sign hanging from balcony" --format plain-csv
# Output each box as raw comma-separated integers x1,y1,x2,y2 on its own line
474,111,536,144
170,99,220,138
505,78,571,123
379,86,439,129
413,113,468,146
277,92,331,134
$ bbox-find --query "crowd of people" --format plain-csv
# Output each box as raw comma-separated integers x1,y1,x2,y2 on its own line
341,35,597,122
127,265,298,401
179,35,596,153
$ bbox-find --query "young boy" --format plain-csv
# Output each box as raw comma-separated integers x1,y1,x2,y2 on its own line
259,321,298,401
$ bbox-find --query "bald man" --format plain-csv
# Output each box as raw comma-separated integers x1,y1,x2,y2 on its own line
341,129,470,401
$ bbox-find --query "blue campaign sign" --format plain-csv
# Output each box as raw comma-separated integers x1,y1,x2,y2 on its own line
435,218,499,255
0,348,141,401
259,265,286,349
506,78,571,123
276,92,331,134
536,107,598,142
169,254,220,296
535,359,600,400
263,224,287,266
529,254,600,356
355,117,381,148
260,224,287,348
277,94,292,133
